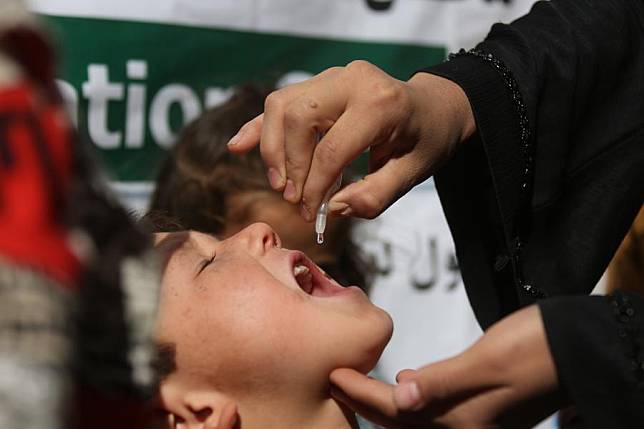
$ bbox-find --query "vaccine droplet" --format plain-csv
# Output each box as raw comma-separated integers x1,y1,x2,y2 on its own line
316,232,324,245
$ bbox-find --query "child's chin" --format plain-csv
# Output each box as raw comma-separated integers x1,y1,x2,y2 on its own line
373,306,394,348
359,318,395,373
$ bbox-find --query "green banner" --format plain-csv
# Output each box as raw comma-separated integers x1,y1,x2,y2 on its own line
42,15,445,181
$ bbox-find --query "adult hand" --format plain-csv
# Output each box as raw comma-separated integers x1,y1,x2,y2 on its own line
329,305,565,428
227,61,475,220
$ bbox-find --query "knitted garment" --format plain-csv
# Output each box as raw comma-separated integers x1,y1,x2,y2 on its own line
0,81,80,287
0,12,78,427
0,262,74,429
0,10,161,428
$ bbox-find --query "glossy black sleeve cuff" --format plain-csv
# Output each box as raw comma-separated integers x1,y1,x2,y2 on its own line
413,55,531,327
420,55,525,246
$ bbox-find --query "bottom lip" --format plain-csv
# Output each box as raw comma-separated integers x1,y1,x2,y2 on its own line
310,279,354,298
323,285,365,297
309,271,368,299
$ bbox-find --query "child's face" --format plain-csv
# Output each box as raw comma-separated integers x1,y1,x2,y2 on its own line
154,223,392,398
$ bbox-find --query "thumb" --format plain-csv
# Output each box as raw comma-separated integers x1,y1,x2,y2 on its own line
394,368,422,410
393,381,423,411
328,153,427,219
395,369,418,383
394,353,499,414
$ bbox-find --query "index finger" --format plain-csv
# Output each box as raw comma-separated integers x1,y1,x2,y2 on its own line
227,113,282,191
250,69,348,194
227,113,263,154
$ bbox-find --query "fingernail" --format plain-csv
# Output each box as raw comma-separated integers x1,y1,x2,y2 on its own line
267,167,284,189
393,381,422,411
283,179,297,201
340,207,353,217
328,201,349,215
300,201,313,222
227,129,244,146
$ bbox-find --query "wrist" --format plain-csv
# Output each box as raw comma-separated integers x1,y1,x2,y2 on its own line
407,72,476,147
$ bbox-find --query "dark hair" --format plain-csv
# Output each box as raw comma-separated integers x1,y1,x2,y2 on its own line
138,211,185,235
149,85,268,234
149,85,373,291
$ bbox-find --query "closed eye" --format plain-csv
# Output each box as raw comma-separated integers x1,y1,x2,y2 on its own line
196,254,216,276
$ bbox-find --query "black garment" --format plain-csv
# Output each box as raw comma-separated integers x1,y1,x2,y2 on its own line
422,0,644,426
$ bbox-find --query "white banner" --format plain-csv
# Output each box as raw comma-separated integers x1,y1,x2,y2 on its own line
29,0,535,50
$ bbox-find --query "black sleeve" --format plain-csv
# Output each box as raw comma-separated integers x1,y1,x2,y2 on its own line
421,0,644,326
539,292,644,427
416,0,644,426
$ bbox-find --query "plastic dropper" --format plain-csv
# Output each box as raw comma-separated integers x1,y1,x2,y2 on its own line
315,173,342,245
312,131,342,245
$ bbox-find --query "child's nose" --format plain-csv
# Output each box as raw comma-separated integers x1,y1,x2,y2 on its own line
240,222,281,254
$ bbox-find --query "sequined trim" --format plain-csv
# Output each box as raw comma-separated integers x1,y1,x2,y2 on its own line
609,292,644,384
447,48,545,299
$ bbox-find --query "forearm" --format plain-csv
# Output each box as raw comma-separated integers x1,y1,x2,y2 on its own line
406,72,475,151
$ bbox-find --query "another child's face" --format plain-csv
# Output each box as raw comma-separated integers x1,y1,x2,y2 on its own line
154,223,392,397
222,191,330,260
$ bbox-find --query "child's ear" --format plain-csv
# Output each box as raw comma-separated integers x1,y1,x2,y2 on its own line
183,392,238,429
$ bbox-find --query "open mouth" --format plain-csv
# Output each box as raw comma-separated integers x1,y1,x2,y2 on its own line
290,252,351,297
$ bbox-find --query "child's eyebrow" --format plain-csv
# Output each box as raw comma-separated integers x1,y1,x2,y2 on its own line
190,232,221,249
155,231,190,271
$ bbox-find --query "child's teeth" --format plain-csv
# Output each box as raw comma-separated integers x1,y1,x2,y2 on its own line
293,264,309,277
